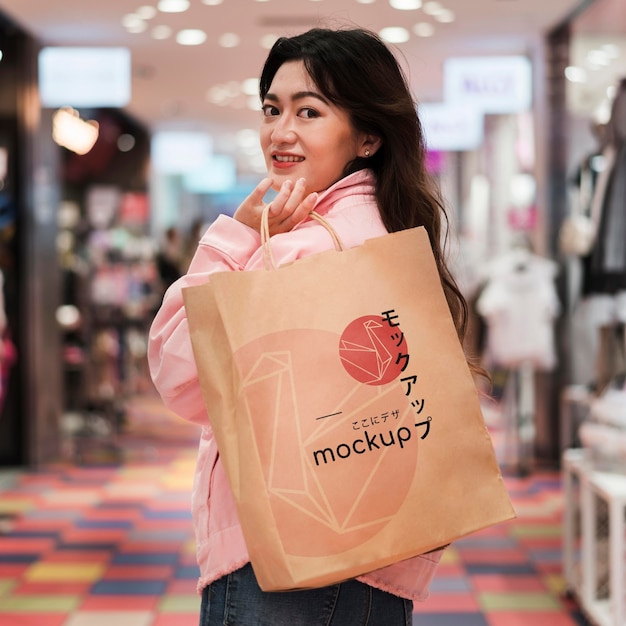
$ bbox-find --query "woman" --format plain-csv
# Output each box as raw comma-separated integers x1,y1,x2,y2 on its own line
149,27,469,626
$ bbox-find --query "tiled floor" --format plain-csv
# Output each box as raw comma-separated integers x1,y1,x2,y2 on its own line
0,393,590,626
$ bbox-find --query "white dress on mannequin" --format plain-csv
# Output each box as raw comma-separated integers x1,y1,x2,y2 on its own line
477,249,560,371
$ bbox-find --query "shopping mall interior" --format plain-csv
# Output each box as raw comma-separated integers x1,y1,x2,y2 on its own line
0,0,625,624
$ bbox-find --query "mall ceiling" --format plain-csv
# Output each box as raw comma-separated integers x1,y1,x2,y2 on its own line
0,0,586,144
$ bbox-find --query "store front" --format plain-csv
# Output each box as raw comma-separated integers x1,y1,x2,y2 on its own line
443,0,626,470
0,11,64,466
0,13,22,465
557,0,626,395
552,2,626,622
0,10,155,466
419,41,566,471
55,107,153,464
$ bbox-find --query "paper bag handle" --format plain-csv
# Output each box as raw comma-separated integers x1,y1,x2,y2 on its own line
261,205,345,270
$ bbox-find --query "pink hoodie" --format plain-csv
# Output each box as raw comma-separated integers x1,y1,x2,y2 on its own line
148,169,444,600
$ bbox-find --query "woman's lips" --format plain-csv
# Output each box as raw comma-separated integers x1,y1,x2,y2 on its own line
272,154,304,169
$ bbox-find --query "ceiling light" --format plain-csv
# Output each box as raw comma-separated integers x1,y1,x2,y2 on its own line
422,0,441,14
435,9,454,23
225,81,241,97
158,0,190,13
389,0,422,10
176,29,207,45
202,0,224,4
247,96,261,111
260,34,279,49
564,66,587,83
125,21,148,34
0,50,3,63
241,78,260,96
602,43,620,59
413,22,434,37
56,304,81,329
356,0,376,3
379,27,410,43
121,14,140,27
122,14,146,32
207,85,230,105
136,5,157,19
219,33,240,48
152,25,172,39
586,50,610,67
52,108,99,155
117,134,136,152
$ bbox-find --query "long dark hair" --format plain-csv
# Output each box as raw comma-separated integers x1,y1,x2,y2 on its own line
260,28,469,348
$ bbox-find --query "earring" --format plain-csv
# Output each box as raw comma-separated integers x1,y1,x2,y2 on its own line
364,149,370,157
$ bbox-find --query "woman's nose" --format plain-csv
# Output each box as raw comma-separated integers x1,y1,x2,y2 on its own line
271,116,296,144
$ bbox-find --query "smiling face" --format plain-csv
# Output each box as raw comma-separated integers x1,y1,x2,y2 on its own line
260,60,369,195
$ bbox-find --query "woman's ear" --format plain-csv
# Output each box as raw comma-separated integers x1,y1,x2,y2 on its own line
359,134,382,158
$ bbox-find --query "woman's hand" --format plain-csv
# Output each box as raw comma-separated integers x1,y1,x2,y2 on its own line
233,177,318,236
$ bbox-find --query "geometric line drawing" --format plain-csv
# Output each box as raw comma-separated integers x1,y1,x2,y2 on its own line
339,318,394,384
241,348,414,536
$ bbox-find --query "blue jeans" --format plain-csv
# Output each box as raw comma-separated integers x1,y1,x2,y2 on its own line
199,563,413,625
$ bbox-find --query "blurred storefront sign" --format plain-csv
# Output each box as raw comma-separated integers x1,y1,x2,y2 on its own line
38,47,131,108
419,102,484,151
444,56,533,113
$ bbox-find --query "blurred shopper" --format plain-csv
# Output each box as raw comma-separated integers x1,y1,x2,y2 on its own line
155,225,182,297
181,218,204,273
149,28,475,625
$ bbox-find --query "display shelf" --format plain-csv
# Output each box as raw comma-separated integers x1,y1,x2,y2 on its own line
562,448,626,626
563,448,584,593
587,600,621,626
560,385,593,454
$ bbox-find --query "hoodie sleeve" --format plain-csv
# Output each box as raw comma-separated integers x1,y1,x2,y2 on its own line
148,189,383,425
148,215,261,425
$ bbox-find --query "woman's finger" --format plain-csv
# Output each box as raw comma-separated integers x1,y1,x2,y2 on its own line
250,178,274,205
268,179,293,216
280,178,308,217
268,191,318,235
269,178,307,224
233,177,275,229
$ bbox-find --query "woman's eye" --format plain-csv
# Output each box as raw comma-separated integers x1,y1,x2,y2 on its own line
262,104,279,117
299,107,319,119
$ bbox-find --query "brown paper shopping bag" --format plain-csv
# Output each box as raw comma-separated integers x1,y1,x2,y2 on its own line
183,212,515,592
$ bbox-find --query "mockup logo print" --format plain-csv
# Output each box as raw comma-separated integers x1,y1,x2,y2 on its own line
339,313,408,385
236,320,424,556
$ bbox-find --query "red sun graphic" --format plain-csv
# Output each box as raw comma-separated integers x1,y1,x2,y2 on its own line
339,315,408,386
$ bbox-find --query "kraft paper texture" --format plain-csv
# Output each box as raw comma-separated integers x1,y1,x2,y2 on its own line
183,225,516,591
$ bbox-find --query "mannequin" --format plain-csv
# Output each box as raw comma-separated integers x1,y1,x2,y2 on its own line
580,78,626,391
477,242,560,371
476,242,560,474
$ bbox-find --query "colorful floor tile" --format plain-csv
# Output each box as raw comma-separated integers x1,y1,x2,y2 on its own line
0,392,592,626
